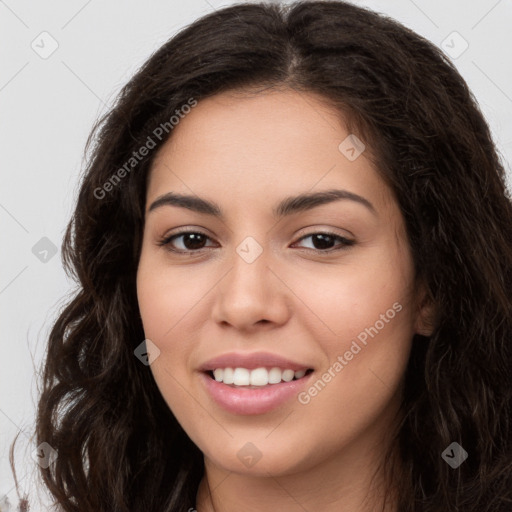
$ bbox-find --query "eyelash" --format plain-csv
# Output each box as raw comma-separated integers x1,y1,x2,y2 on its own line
157,229,355,255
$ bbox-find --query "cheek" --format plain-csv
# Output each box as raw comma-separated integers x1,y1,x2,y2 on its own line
136,255,209,341
136,269,222,453
286,246,415,413
136,263,192,421
136,254,215,408
295,269,413,394
136,256,189,379
283,244,414,342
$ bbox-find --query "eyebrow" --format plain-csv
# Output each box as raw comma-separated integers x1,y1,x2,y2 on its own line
148,188,377,219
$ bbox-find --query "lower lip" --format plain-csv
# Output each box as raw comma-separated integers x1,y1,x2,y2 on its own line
200,371,313,415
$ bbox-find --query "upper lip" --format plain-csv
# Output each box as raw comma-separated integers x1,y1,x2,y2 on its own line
199,351,313,372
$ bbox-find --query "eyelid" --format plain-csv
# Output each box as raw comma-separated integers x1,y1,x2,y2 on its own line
294,224,355,240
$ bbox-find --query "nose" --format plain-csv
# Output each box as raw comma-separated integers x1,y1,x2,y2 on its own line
211,242,291,331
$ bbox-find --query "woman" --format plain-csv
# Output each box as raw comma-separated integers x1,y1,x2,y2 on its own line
11,1,512,510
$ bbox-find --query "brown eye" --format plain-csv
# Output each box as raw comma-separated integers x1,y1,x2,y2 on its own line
158,231,215,252
293,232,355,252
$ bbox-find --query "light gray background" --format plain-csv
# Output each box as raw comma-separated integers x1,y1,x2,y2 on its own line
1,0,511,509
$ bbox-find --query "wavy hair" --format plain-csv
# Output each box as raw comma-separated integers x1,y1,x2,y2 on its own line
10,1,512,510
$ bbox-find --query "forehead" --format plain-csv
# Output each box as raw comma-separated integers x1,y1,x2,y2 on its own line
146,88,394,217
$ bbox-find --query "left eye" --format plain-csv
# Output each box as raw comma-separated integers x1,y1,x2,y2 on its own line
293,232,355,251
157,231,355,253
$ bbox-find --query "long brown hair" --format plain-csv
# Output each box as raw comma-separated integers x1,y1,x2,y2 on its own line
11,1,512,510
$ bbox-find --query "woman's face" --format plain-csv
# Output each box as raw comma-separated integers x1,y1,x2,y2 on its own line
136,88,428,477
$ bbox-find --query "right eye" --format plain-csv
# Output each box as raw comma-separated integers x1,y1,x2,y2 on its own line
157,230,217,253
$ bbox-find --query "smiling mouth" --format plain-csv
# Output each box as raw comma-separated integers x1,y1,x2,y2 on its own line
206,367,314,388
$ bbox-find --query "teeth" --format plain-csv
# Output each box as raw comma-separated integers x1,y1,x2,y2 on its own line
282,369,295,382
211,367,310,386
250,367,268,386
294,369,306,379
268,367,282,384
222,368,234,384
233,368,250,386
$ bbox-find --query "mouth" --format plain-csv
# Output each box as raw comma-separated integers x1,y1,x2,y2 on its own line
205,367,314,388
200,367,315,415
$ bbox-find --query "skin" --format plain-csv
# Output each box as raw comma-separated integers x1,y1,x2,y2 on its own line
136,88,433,512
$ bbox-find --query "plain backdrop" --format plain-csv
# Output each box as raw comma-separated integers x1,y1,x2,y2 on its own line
1,0,511,509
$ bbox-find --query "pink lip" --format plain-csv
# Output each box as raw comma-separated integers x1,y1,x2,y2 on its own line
200,371,314,415
199,351,313,372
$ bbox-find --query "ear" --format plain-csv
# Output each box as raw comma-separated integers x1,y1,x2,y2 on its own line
414,281,436,336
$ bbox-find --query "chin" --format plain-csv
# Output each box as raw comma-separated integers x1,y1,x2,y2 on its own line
201,435,316,477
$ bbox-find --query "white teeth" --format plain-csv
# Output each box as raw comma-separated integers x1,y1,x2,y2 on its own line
232,368,250,386
211,366,310,386
282,369,295,382
223,367,234,384
250,367,268,386
268,367,282,384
